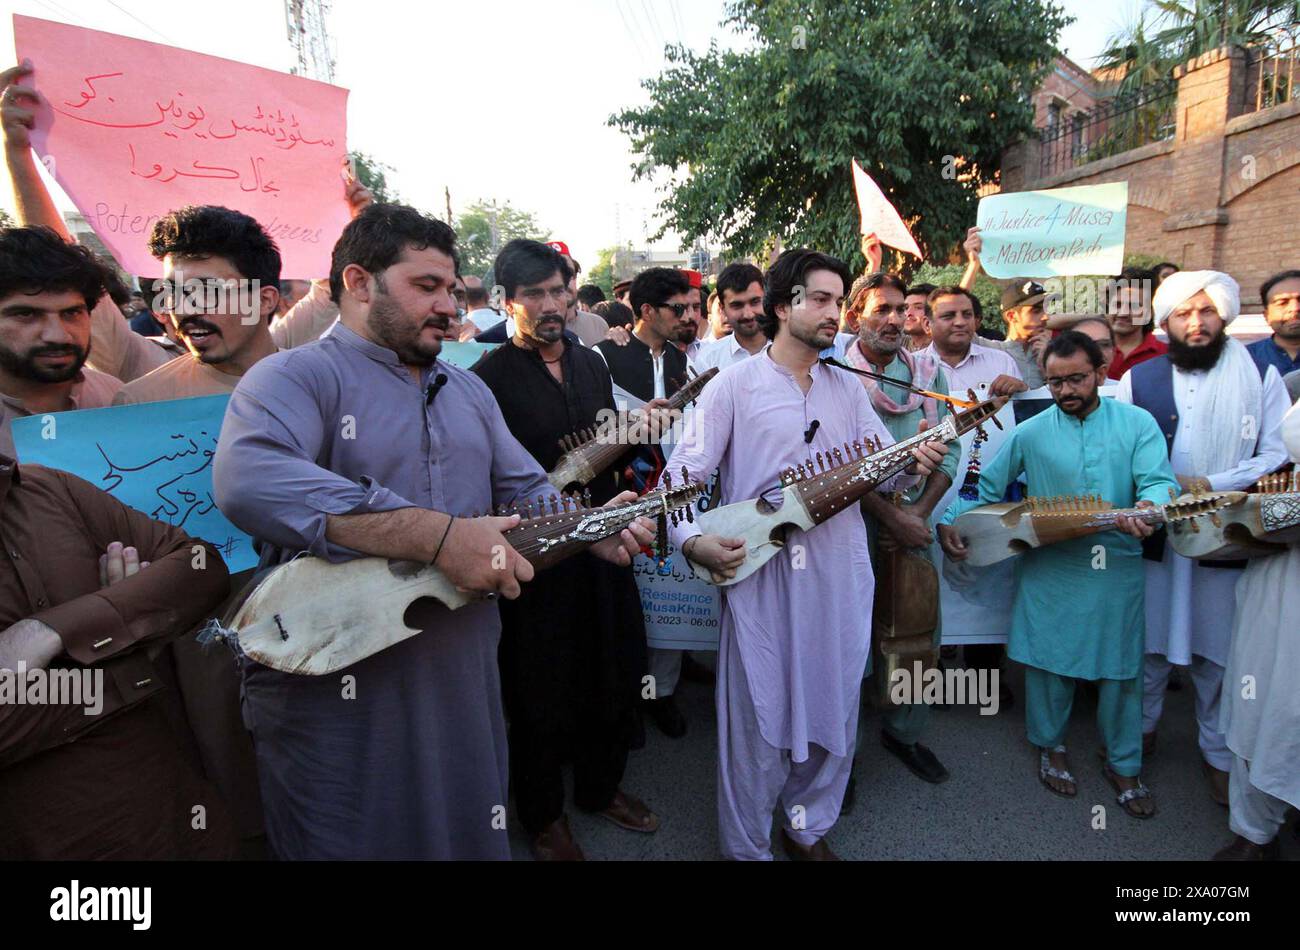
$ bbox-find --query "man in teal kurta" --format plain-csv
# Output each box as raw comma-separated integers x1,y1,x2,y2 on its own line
840,273,961,785
938,331,1178,818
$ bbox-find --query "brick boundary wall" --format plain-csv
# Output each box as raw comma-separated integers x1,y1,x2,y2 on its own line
1001,46,1300,310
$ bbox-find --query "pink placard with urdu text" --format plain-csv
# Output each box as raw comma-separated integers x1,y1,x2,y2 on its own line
14,15,350,278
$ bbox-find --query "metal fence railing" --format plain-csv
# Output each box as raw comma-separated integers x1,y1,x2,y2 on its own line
1038,77,1178,178
1245,36,1297,113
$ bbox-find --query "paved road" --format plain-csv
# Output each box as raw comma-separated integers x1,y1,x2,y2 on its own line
508,656,1297,861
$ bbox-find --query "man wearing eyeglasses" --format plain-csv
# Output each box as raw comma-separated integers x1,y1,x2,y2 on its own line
595,267,693,738
940,331,1178,819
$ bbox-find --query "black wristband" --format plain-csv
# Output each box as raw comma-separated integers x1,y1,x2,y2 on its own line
432,516,455,565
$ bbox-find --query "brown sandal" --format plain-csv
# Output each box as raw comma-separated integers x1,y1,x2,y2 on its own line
597,790,660,834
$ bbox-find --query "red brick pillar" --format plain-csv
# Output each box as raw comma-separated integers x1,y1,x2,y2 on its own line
1163,47,1246,270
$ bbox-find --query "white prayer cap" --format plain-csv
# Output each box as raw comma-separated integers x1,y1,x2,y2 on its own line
1152,270,1240,325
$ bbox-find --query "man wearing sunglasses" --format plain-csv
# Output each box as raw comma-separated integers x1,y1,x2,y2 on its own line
595,267,692,738
111,206,282,406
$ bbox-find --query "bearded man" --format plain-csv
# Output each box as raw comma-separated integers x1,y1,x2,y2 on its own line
1115,271,1290,806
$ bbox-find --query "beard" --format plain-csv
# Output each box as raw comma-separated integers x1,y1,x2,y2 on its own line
1167,327,1227,371
522,314,565,346
861,326,903,356
1055,389,1099,418
0,339,90,383
368,293,446,366
789,318,837,351
676,323,699,346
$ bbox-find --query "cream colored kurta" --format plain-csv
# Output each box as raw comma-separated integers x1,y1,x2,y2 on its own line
1220,400,1300,807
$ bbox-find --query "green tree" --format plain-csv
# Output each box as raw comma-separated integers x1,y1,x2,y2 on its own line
611,0,1070,275
453,200,550,280
0,208,13,228
587,246,620,296
348,151,399,203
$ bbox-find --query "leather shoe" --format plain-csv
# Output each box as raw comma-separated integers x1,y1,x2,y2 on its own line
530,815,585,861
645,695,687,738
1213,834,1279,861
1202,758,1230,807
881,730,950,784
780,828,840,861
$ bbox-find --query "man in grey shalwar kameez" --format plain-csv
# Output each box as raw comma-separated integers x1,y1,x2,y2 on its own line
214,204,647,859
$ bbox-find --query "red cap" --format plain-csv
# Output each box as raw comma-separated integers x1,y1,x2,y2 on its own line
680,268,703,288
546,241,571,258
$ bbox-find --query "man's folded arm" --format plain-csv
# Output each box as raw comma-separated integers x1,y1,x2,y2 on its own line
30,470,231,665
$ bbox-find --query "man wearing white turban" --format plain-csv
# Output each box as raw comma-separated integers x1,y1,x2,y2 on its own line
1115,270,1290,806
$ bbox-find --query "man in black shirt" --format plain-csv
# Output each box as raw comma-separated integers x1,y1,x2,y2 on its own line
473,240,660,861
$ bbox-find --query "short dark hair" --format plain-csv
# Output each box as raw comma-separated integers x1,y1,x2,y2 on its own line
1152,262,1179,289
0,226,109,310
715,262,764,304
1261,269,1300,306
493,239,572,300
148,205,281,287
906,282,936,299
593,299,634,329
329,203,459,304
576,283,606,309
466,284,490,308
1044,329,1105,370
760,249,851,338
630,267,692,320
102,269,132,307
927,285,976,311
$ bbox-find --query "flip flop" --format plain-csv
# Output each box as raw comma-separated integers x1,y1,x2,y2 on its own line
1038,745,1077,798
1102,763,1156,819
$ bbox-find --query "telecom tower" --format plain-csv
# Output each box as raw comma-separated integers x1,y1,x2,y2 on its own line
285,0,335,83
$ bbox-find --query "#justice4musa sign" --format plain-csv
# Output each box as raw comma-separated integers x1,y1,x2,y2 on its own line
975,181,1128,279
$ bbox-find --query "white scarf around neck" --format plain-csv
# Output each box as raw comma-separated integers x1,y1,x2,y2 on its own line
1181,336,1263,475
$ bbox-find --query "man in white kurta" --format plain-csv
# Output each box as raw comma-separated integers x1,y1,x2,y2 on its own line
666,250,944,861
1115,271,1289,803
1214,399,1300,859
